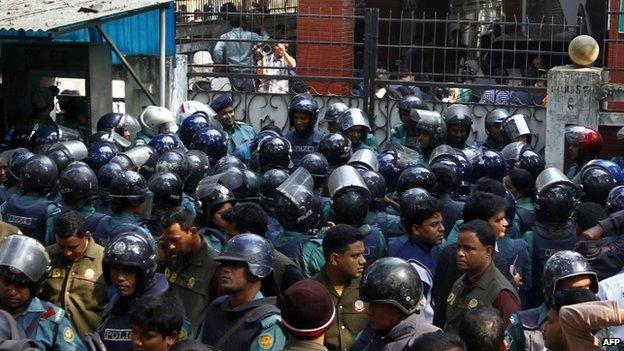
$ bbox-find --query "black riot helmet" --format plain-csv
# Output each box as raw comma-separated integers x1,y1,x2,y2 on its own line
138,145,159,180
516,150,544,180
358,169,386,204
396,167,437,197
214,233,274,278
195,171,238,217
442,104,473,148
45,140,88,171
98,161,127,192
59,161,99,207
607,185,624,214
534,184,578,225
397,95,427,117
85,141,119,174
274,168,318,232
288,94,319,134
578,166,617,205
20,155,59,195
318,133,352,171
323,102,349,125
7,149,35,186
155,149,190,180
328,165,371,226
542,250,598,303
400,187,432,211
300,153,329,189
232,169,260,202
103,231,157,292
258,136,292,171
260,168,290,214
214,155,246,173
185,150,210,195
360,257,425,315
340,108,371,145
147,172,183,208
0,235,51,294
109,170,149,205
414,110,447,151
485,108,510,131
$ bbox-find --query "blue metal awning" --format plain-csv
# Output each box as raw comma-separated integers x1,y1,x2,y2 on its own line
0,0,175,60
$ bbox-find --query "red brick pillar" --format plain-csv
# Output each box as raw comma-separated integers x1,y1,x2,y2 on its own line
608,0,624,109
296,0,354,95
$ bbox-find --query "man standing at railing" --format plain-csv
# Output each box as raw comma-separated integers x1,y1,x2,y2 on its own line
257,41,296,94
213,8,269,92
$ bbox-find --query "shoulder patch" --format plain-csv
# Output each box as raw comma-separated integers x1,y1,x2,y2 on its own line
63,327,74,342
258,333,274,350
260,314,281,328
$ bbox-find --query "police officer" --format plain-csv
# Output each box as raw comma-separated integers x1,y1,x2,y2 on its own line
57,162,112,244
98,230,185,351
201,234,286,351
273,168,325,278
178,111,213,149
0,148,33,204
523,168,579,308
505,250,598,351
444,219,520,333
40,211,108,340
414,110,447,163
328,166,386,264
442,104,473,149
45,140,88,172
209,95,255,153
0,235,86,350
322,102,349,134
428,157,464,238
259,169,288,244
502,114,533,146
284,94,324,167
504,168,536,235
358,167,403,239
149,131,187,156
184,149,211,197
313,224,369,351
96,113,142,150
145,172,184,237
190,127,229,166
339,108,379,152
564,125,604,179
194,172,237,253
480,108,510,151
138,106,178,145
159,208,219,336
1,155,61,245
389,95,427,150
317,133,352,172
233,127,281,167
108,170,150,231
300,153,329,195
576,162,618,205
84,141,119,175
351,257,440,350
154,150,196,215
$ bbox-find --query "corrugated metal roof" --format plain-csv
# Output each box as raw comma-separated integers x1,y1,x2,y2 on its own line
0,0,171,35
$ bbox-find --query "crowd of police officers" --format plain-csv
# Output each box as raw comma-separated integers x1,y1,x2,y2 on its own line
0,90,623,351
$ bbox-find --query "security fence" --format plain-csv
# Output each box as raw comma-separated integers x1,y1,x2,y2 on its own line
176,6,580,150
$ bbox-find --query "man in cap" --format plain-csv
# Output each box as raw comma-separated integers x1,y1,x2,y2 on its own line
444,220,520,333
351,257,439,350
0,235,86,350
281,279,336,351
200,233,286,351
210,95,255,153
159,208,219,336
40,211,108,340
505,250,599,351
313,224,368,351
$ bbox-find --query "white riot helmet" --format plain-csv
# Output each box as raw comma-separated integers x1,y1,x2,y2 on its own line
176,100,216,124
139,106,178,137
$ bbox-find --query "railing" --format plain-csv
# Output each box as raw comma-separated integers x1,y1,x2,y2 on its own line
175,0,297,14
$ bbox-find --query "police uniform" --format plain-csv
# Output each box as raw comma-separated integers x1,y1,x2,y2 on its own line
165,237,219,336
440,193,464,238
199,226,228,254
505,304,548,351
351,313,440,351
389,123,419,151
227,122,255,153
313,269,369,351
201,292,286,351
366,211,403,239
133,131,151,146
515,197,535,235
41,239,108,339
108,212,143,229
275,230,325,278
285,130,324,167
359,224,387,265
181,193,197,215
17,297,87,351
444,263,520,333
363,134,379,152
0,192,61,245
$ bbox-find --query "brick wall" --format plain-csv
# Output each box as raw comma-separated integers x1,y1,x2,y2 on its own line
608,0,624,104
296,0,354,95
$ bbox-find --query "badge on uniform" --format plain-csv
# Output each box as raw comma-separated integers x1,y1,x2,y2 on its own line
258,334,274,349
83,268,95,279
468,299,479,309
353,300,366,313
447,293,456,305
52,269,62,278
187,277,196,289
169,272,178,283
63,327,74,342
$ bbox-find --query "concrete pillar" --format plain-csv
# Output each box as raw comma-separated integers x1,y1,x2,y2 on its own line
545,65,605,170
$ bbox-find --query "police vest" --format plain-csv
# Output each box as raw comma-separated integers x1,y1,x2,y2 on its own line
0,187,8,204
530,225,578,306
5,195,51,243
275,234,310,271
516,207,536,235
266,217,282,246
202,296,280,351
360,224,385,265
285,130,323,166
444,263,519,333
